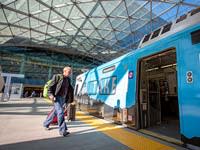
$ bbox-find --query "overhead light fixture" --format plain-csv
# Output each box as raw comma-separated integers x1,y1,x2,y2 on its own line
32,10,42,15
65,28,75,31
54,3,66,8
161,63,176,69
48,31,56,34
146,67,159,72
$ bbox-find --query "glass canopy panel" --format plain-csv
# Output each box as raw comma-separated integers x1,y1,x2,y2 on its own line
10,26,23,35
0,27,12,36
89,30,101,40
34,24,47,34
159,6,178,22
82,21,95,34
0,0,200,61
91,4,106,17
75,37,83,43
16,0,28,14
41,0,53,6
15,17,30,28
82,29,94,37
20,30,30,38
0,9,7,23
77,44,87,52
116,31,128,41
0,25,7,31
54,5,73,17
116,20,129,30
63,21,77,35
50,11,64,24
70,18,85,29
110,18,124,28
57,41,66,46
29,0,45,14
177,5,194,17
89,17,104,28
52,0,68,6
71,40,79,47
184,0,200,6
4,9,25,24
77,1,96,16
110,1,126,17
36,9,50,23
69,5,84,19
104,31,115,41
101,0,122,14
96,29,109,38
0,37,13,44
59,35,71,44
98,19,111,32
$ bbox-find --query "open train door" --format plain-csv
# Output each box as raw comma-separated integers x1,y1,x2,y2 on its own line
137,49,180,140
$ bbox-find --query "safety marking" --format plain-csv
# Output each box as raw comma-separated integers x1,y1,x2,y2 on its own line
139,129,183,146
76,111,175,150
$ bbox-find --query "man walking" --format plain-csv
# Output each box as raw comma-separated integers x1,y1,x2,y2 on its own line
43,66,72,136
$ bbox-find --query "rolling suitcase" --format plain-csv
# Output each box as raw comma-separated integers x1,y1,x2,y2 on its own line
66,103,76,121
48,107,67,125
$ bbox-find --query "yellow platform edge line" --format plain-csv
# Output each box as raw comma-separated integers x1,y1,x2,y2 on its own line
76,111,176,150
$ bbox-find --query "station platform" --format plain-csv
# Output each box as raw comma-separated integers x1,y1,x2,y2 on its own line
0,98,188,150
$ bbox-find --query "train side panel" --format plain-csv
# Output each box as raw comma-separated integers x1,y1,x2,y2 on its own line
177,25,200,145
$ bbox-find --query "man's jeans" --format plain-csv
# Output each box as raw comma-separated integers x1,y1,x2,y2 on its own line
43,96,67,135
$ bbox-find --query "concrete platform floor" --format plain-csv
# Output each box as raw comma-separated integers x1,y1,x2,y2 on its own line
0,98,188,150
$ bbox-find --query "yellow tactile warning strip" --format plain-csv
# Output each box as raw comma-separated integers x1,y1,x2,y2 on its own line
76,111,175,150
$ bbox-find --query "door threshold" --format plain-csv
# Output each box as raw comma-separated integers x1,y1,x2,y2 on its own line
139,129,183,146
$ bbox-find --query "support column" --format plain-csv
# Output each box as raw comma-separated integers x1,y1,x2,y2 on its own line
20,56,26,74
3,76,11,101
48,66,52,80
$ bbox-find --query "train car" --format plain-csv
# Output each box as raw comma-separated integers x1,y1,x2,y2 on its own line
74,7,200,147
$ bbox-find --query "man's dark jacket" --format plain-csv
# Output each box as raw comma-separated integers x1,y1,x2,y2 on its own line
48,74,74,103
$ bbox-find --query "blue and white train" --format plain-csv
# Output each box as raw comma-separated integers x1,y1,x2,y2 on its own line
74,7,200,147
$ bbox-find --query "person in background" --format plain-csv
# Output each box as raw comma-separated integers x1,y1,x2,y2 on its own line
24,91,29,98
30,91,36,97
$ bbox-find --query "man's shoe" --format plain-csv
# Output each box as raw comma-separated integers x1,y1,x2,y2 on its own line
61,131,70,137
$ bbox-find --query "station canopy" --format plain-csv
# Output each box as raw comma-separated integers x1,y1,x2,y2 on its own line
0,0,200,62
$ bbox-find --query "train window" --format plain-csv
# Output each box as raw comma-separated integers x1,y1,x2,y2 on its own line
151,28,161,39
88,80,97,95
176,14,187,23
191,7,200,16
161,22,172,34
99,76,117,95
142,33,151,43
191,29,200,44
103,65,115,73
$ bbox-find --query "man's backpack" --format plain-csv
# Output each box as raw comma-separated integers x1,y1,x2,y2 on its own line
43,74,62,104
